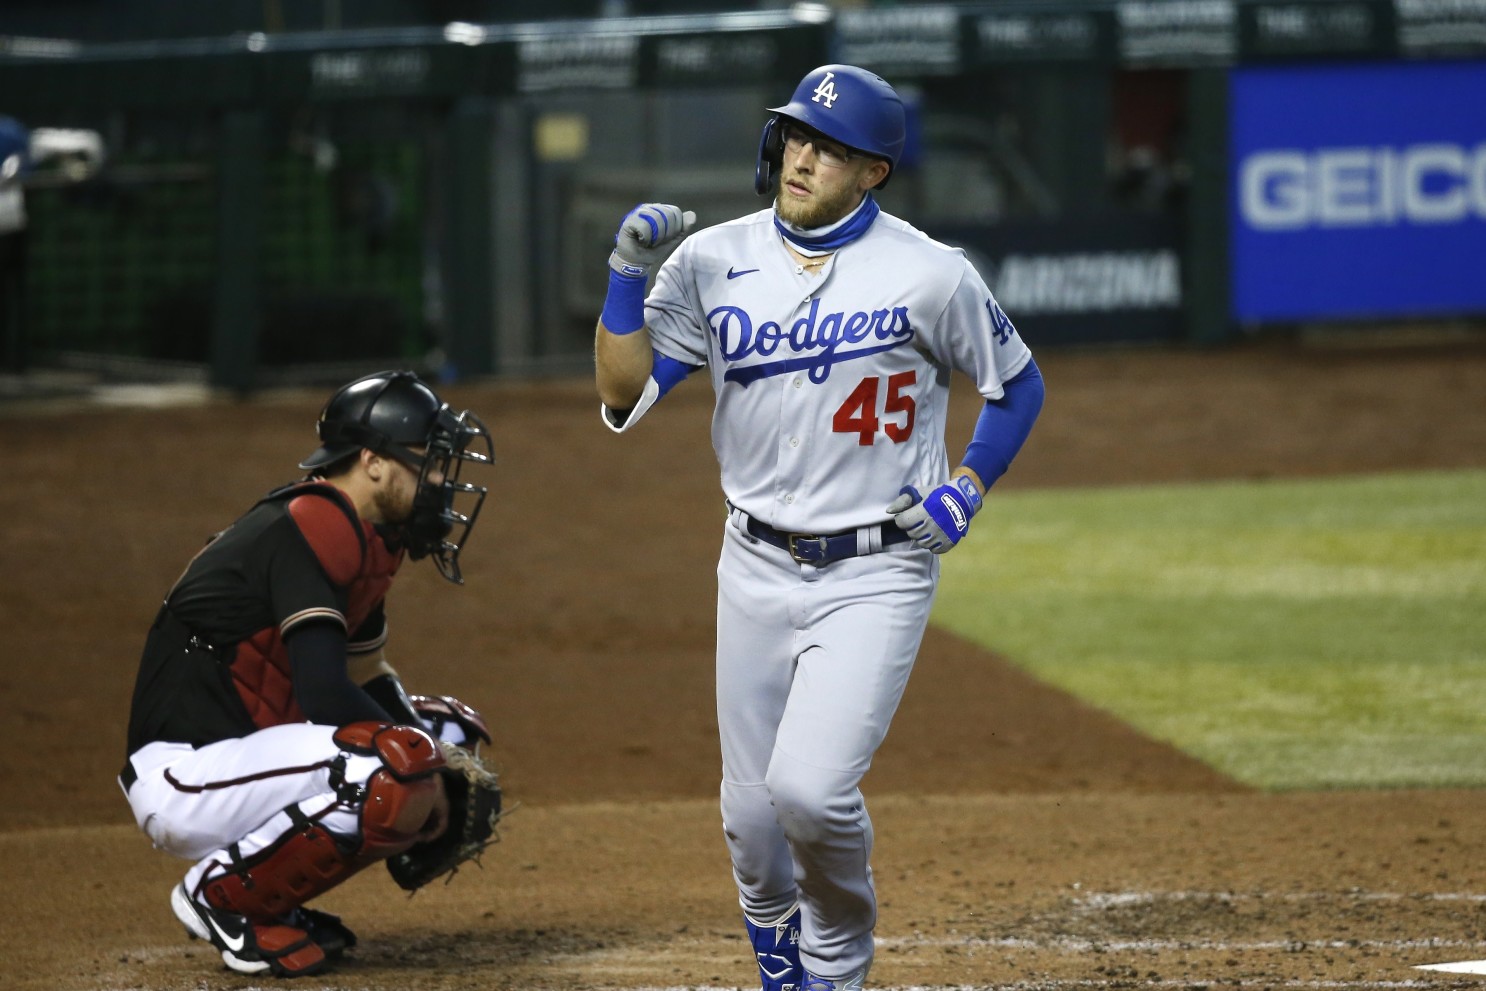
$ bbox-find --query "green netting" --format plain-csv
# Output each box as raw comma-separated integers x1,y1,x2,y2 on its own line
23,134,425,366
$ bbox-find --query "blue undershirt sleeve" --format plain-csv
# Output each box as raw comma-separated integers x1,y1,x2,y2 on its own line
651,350,700,400
961,358,1045,490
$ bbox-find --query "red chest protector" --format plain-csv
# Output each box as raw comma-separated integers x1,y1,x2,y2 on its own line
230,481,404,729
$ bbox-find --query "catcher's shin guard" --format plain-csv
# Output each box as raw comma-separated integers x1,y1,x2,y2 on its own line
202,722,446,921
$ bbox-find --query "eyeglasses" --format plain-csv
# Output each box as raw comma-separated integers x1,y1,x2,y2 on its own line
780,123,859,169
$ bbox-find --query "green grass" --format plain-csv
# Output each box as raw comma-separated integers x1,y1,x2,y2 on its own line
934,470,1486,790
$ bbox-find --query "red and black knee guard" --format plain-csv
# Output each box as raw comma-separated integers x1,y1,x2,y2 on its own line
330,720,446,856
203,721,446,921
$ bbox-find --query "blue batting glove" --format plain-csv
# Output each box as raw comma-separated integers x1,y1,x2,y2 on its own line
602,203,696,335
887,476,983,554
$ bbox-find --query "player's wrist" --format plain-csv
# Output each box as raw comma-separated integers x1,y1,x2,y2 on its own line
608,248,649,280
951,474,983,518
601,265,647,335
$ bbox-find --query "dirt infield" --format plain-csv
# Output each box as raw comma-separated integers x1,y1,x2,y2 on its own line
3,333,1486,990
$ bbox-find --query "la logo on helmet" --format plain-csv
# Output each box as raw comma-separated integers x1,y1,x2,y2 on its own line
812,72,840,108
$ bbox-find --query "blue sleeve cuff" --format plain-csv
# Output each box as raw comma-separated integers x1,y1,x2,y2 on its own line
652,351,698,400
962,358,1045,489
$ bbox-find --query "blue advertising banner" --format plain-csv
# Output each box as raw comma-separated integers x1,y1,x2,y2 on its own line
1230,60,1486,323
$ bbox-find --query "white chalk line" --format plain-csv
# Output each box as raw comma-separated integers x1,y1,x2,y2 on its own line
578,931,1486,963
1074,890,1486,909
570,934,1485,961
1419,959,1486,974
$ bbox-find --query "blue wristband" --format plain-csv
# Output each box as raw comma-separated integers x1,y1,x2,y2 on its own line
601,268,648,336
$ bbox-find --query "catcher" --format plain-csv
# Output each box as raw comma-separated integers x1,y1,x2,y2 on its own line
118,370,504,978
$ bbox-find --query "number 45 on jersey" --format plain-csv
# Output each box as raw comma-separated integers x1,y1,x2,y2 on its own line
833,371,916,446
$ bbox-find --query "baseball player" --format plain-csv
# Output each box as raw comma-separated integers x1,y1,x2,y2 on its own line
594,65,1045,991
119,370,495,978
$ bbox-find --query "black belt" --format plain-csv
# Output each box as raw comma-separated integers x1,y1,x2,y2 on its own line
743,514,910,565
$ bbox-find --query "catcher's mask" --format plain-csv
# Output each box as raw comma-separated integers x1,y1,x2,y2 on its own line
300,370,493,584
755,63,906,196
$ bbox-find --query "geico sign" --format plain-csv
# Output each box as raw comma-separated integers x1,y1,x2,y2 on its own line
1240,144,1486,229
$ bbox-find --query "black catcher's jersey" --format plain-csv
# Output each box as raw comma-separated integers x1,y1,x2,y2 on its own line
125,481,403,755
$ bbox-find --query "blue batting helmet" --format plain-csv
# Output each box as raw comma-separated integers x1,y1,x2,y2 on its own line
755,64,906,196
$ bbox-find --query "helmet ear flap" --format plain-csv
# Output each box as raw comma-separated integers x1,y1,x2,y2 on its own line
754,116,784,196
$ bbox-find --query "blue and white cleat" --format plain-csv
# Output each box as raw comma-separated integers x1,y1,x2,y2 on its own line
744,904,803,991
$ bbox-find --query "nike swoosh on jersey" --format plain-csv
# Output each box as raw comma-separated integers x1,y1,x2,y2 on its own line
726,267,760,279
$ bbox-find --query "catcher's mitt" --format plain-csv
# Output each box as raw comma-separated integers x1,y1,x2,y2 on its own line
386,741,503,891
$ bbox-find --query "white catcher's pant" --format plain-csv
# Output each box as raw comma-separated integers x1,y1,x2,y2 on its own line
120,722,382,898
717,514,937,980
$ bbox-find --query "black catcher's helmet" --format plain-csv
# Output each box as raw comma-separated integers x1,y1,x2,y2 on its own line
300,370,493,584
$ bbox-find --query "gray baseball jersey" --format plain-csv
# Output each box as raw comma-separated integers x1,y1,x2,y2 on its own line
603,206,1032,533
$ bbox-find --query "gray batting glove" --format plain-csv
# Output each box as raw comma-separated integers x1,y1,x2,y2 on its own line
887,478,984,554
609,203,696,278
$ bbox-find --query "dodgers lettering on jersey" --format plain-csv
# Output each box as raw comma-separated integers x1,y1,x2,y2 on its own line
710,299,915,386
614,206,1032,534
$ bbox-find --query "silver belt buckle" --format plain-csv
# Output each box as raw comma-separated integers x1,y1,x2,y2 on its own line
787,533,827,564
